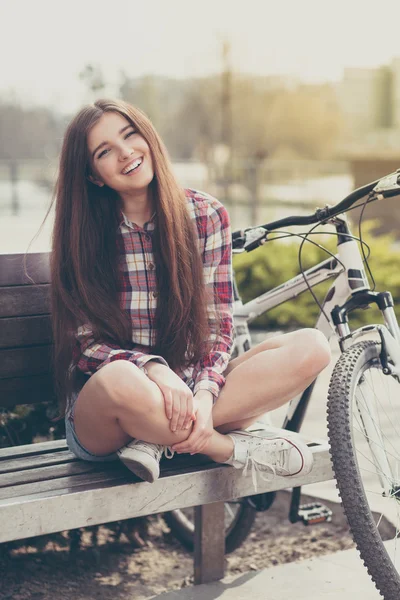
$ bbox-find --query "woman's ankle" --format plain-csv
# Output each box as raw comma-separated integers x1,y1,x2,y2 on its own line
204,432,234,463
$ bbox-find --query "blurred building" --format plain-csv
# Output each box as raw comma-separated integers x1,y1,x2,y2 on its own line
334,58,400,239
337,66,391,134
336,57,400,145
391,57,400,128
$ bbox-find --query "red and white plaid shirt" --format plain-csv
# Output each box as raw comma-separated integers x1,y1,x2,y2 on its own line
75,189,234,399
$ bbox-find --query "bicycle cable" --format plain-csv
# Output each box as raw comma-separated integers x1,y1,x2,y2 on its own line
259,196,375,323
264,230,372,261
256,225,373,324
239,192,379,323
357,192,376,291
297,221,337,324
294,193,376,322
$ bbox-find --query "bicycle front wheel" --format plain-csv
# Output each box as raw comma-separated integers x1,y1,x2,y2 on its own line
327,340,400,599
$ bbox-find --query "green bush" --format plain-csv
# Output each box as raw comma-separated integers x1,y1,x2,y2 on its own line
233,222,400,331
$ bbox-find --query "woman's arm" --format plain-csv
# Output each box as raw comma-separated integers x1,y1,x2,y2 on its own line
74,325,195,431
191,199,234,400
74,323,168,375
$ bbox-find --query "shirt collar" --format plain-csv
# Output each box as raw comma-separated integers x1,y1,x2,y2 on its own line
119,209,156,231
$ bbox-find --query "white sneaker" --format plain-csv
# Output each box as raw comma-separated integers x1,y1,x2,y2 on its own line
117,440,174,483
223,429,313,491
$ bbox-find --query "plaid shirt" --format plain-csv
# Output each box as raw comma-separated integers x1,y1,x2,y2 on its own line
75,189,234,399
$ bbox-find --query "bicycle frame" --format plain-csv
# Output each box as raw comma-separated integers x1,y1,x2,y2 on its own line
233,213,400,355
233,215,400,473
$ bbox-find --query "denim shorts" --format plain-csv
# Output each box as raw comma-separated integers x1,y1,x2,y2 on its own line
65,410,119,463
65,373,196,462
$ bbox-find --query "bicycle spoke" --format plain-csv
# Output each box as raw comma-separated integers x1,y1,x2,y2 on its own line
356,381,400,460
362,374,400,444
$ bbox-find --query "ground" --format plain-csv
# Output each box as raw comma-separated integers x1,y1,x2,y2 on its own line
1,491,356,600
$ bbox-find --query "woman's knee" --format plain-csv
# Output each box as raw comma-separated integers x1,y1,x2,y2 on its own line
95,360,162,415
292,328,331,379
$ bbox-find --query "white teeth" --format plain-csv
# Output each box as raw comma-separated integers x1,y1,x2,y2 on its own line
123,158,142,174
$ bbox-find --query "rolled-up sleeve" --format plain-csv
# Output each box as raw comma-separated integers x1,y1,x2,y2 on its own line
74,324,168,375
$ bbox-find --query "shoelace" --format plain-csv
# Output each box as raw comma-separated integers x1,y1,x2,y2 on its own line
135,442,175,460
126,441,175,460
242,441,290,492
163,446,175,459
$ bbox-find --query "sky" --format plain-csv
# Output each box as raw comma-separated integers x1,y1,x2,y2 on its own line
2,0,400,114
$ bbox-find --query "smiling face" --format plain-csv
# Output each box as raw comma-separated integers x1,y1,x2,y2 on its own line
87,111,155,197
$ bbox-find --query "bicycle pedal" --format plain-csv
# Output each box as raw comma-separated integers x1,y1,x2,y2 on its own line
298,502,332,525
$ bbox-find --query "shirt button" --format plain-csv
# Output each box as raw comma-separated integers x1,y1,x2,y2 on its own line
148,262,155,270
152,291,158,298
145,233,151,241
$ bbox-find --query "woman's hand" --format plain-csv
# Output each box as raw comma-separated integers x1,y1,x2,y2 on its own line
145,362,195,431
171,390,214,454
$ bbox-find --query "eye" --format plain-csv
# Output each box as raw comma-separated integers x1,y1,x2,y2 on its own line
97,148,110,159
125,130,137,139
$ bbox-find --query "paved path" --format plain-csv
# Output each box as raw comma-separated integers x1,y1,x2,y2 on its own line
149,543,386,599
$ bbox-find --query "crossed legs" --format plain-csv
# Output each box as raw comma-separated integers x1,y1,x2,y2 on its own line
72,329,331,463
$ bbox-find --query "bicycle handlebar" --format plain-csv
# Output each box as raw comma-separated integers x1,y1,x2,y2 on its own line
232,169,400,250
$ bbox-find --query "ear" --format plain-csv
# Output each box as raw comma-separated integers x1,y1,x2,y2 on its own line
87,174,105,187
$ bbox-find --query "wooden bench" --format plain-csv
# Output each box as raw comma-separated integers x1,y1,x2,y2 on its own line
0,252,334,584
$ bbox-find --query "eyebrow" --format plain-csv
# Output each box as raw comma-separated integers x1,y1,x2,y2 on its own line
91,124,133,158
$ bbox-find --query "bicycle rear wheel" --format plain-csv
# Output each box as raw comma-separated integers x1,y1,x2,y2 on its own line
327,340,400,599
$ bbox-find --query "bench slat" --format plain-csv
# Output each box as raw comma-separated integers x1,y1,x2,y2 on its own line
0,460,124,490
0,253,50,287
0,345,52,379
0,449,79,474
2,474,129,503
0,447,211,476
0,445,333,544
0,439,67,460
0,457,217,499
0,374,55,408
0,285,50,317
0,315,52,348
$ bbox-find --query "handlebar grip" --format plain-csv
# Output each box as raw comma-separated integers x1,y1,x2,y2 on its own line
232,229,245,249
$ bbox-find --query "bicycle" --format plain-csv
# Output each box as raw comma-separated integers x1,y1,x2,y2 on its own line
165,169,400,599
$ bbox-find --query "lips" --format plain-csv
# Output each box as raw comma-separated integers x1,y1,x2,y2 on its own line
121,157,143,175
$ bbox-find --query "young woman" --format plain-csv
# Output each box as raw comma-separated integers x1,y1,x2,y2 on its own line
51,98,331,485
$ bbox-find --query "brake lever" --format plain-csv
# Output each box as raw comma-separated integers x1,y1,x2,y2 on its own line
373,170,400,198
244,227,269,252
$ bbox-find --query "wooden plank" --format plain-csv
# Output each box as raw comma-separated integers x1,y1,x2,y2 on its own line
0,460,124,490
0,284,50,317
0,345,52,379
0,445,333,543
0,450,212,481
0,459,217,501
0,449,79,474
194,502,225,584
0,253,50,287
0,439,67,460
0,315,52,348
1,474,130,502
0,374,55,408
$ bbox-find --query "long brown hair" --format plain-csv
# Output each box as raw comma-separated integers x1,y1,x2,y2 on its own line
51,99,209,415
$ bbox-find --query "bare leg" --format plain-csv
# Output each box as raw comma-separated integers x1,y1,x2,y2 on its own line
212,329,331,434
72,329,330,464
72,361,233,460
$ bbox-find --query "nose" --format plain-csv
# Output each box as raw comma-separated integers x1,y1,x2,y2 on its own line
118,141,135,161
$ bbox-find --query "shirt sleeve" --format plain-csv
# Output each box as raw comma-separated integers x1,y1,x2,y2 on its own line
74,323,168,375
192,200,234,399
